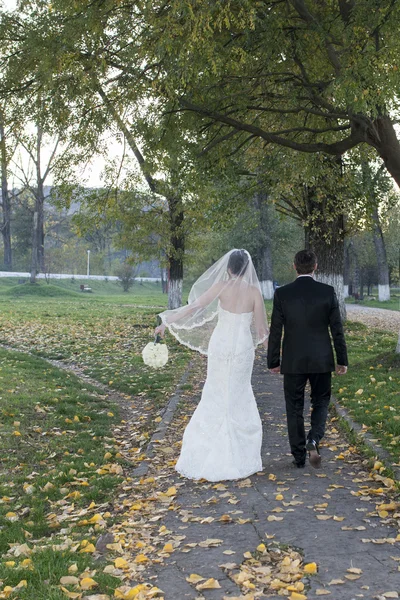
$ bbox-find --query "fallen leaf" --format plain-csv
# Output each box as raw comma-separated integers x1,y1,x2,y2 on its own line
60,576,80,586
185,574,205,584
304,562,317,574
196,578,221,590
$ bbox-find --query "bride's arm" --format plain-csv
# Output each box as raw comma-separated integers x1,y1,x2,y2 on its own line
254,288,269,347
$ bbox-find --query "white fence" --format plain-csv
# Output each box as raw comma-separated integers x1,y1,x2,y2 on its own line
0,271,161,282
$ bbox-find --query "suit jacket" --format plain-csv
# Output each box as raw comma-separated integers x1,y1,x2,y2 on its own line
267,276,348,374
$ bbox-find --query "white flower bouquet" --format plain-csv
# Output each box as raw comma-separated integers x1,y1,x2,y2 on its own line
142,335,169,368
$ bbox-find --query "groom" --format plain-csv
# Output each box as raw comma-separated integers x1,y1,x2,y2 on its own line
267,250,348,469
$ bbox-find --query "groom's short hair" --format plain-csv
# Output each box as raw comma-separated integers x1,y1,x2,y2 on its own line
294,250,317,274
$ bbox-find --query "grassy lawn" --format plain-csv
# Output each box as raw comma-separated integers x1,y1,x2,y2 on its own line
0,348,123,599
0,282,191,408
332,321,400,466
0,280,202,598
0,277,169,307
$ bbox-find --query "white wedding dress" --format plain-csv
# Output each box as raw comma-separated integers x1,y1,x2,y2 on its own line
175,305,263,482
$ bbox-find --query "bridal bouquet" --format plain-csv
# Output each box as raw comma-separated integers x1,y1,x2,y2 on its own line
142,335,169,368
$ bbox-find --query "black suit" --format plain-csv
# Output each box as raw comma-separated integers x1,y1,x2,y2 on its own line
267,276,348,464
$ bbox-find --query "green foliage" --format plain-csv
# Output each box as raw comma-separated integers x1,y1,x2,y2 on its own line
115,261,136,292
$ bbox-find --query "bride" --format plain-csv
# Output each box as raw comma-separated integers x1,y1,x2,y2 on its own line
155,249,269,482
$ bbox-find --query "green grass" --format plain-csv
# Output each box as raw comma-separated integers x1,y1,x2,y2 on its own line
0,348,122,598
0,294,191,407
0,277,169,307
332,321,400,465
4,283,81,298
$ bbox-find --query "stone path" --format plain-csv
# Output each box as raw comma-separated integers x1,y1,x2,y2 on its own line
143,350,400,599
346,303,400,334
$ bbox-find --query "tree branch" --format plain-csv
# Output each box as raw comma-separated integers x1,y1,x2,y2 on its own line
180,98,364,156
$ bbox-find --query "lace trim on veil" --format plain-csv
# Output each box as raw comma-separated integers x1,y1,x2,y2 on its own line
160,313,269,356
163,310,218,331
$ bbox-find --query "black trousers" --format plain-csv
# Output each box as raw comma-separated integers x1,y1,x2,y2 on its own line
283,372,331,464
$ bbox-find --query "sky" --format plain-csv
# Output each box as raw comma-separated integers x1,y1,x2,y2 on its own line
2,0,131,190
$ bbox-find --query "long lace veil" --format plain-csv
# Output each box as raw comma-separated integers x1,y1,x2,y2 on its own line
159,249,269,355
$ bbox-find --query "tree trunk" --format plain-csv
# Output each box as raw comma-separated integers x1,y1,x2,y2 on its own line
0,117,12,271
312,232,346,321
371,205,390,301
36,126,45,272
343,242,351,299
254,189,274,299
30,210,38,284
161,267,168,294
369,115,400,190
167,197,184,309
304,192,346,319
359,268,364,300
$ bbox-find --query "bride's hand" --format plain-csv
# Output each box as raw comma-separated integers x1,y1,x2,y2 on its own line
155,323,166,338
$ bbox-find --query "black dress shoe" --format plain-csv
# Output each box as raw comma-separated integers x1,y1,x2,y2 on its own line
306,440,321,469
292,460,305,468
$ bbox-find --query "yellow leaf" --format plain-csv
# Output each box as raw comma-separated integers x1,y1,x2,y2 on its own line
163,543,174,553
5,512,18,522
88,514,104,524
104,452,112,460
186,574,205,584
13,430,21,436
256,543,266,553
275,494,284,501
15,581,27,589
73,416,80,422
80,577,98,590
114,585,146,599
21,558,32,568
107,412,114,417
79,543,95,553
114,557,129,570
66,491,81,500
289,593,307,600
304,562,318,574
315,591,331,596
355,389,363,395
5,561,15,567
60,587,82,599
196,578,221,590
165,487,177,497
377,502,398,511
134,554,149,563
68,564,78,574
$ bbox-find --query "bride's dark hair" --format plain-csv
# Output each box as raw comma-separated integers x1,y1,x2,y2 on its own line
227,249,249,276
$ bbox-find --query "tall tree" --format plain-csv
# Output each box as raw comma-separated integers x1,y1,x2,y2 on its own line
141,1,400,188
0,108,12,270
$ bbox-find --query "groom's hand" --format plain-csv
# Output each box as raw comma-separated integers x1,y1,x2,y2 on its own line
269,366,281,374
336,365,348,375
